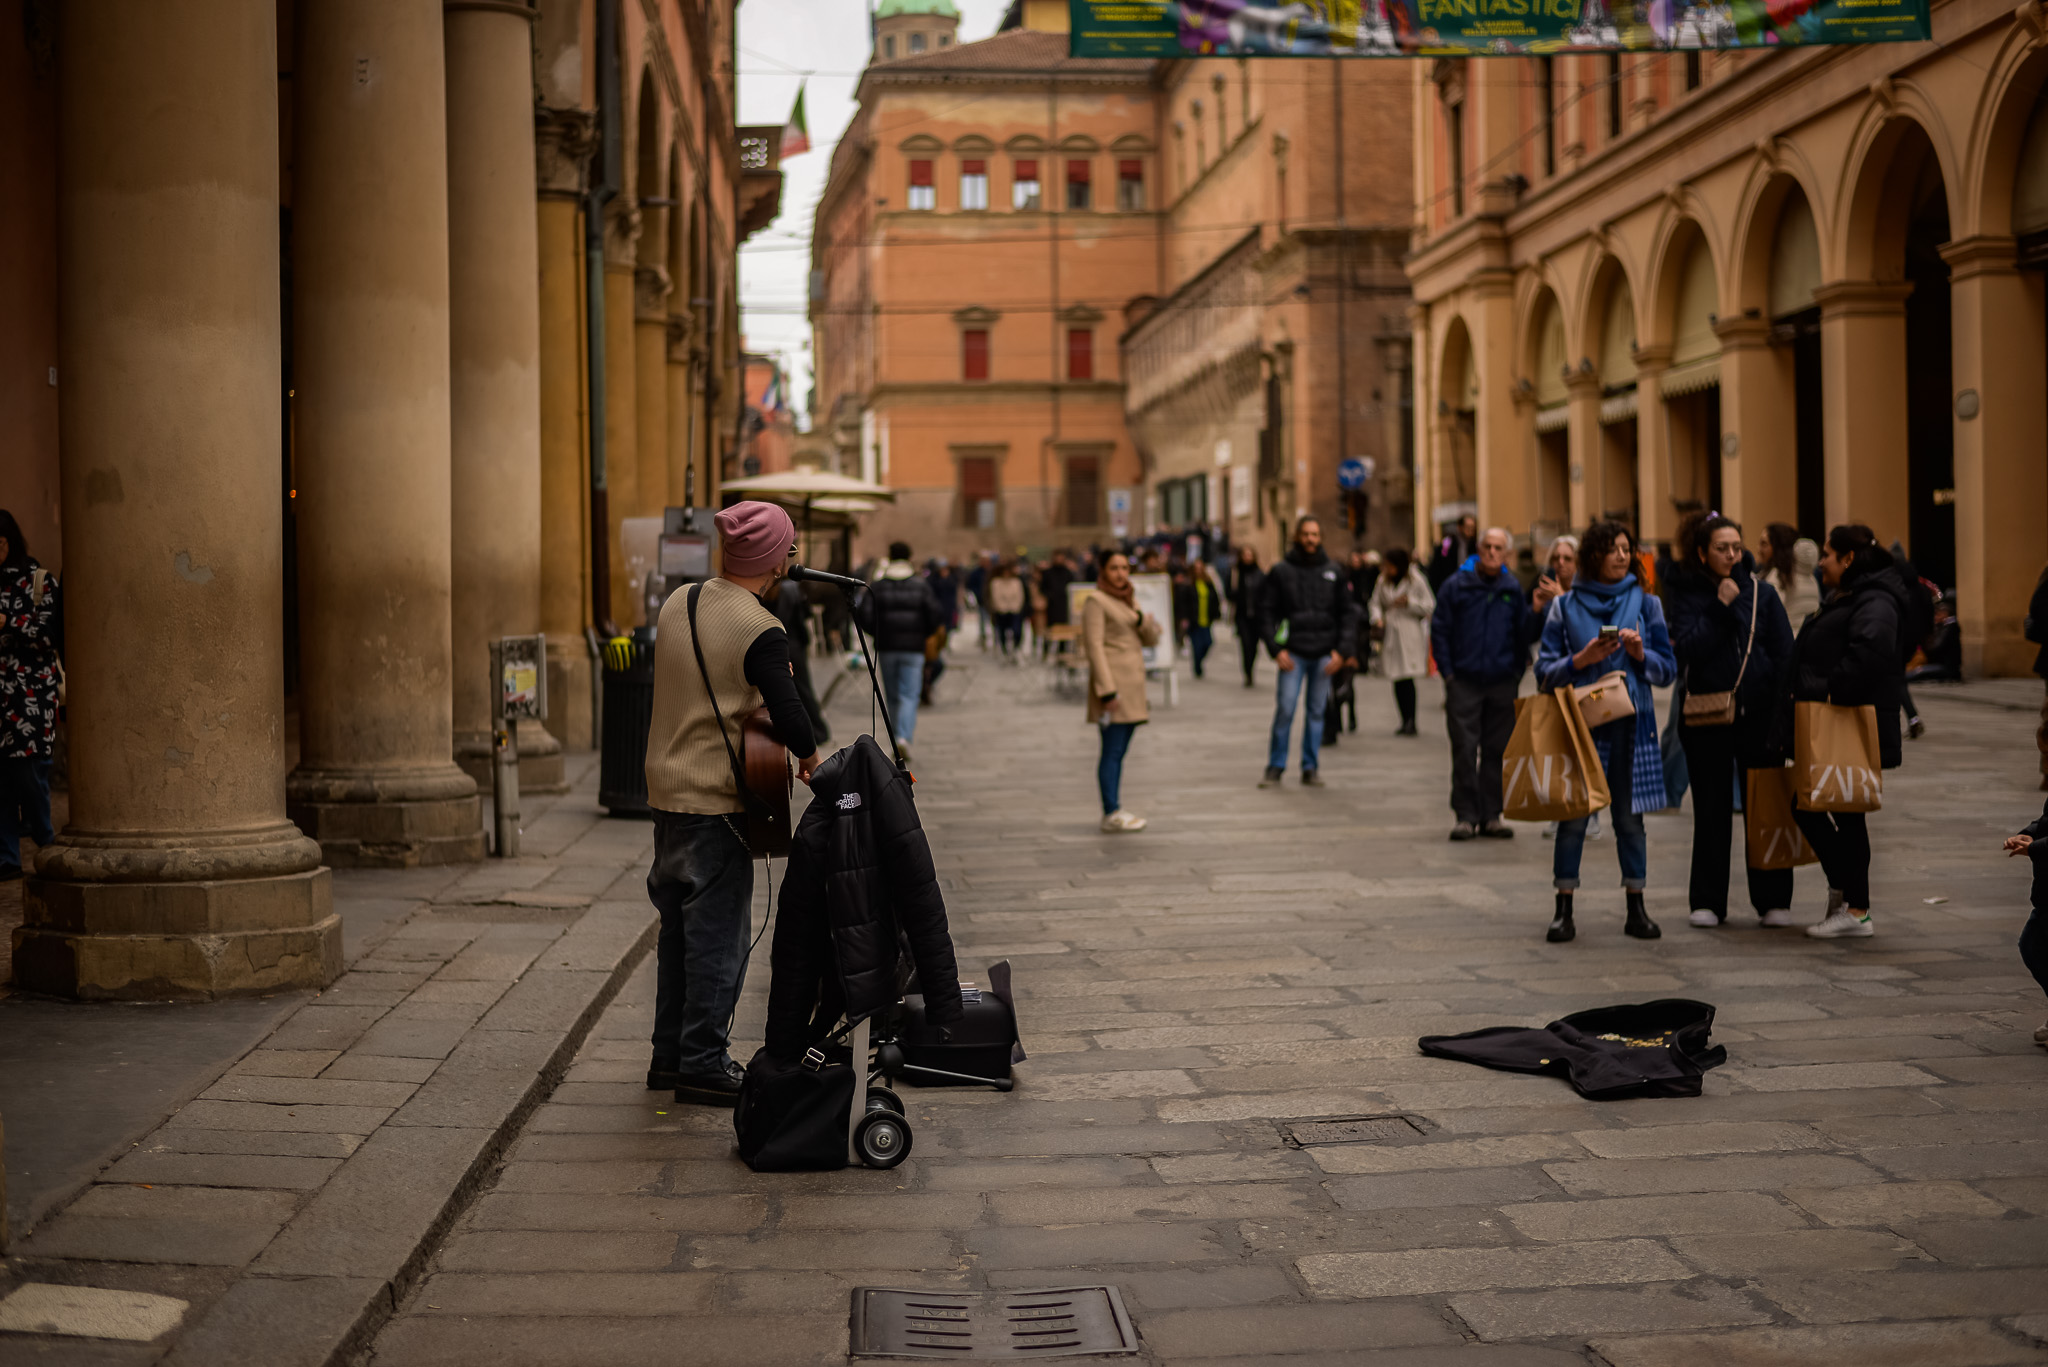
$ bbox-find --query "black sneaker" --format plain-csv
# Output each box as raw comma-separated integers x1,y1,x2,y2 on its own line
1258,766,1284,788
647,1059,683,1090
1449,822,1478,841
1478,820,1515,840
1301,770,1324,787
674,1059,746,1107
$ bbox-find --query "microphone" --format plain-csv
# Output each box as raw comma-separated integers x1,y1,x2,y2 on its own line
787,564,866,591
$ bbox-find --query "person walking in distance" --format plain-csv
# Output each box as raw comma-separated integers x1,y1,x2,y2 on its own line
987,558,1028,660
1084,551,1163,832
1431,527,1550,838
1038,549,1077,660
1228,545,1265,687
1429,512,1479,590
642,502,820,1105
1534,520,1679,942
0,510,62,882
1781,524,1912,939
856,541,944,766
1369,547,1434,737
1175,556,1224,679
1665,514,1796,929
1759,522,1821,633
1258,518,1360,788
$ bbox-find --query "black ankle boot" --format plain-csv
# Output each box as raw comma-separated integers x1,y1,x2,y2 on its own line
1624,890,1661,939
1546,891,1575,943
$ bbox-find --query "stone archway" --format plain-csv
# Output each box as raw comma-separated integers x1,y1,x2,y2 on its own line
1523,288,1571,534
1433,315,1479,528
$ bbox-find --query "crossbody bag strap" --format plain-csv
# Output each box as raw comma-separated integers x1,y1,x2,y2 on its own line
686,584,766,819
1728,579,1761,695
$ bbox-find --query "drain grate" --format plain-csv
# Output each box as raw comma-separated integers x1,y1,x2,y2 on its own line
1280,1114,1428,1148
852,1286,1139,1359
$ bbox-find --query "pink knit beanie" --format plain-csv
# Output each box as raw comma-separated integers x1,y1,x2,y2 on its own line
715,500,796,577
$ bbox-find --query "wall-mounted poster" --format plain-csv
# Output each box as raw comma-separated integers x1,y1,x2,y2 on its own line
1067,0,1930,57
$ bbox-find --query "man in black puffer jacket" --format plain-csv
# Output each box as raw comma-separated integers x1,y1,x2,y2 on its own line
764,735,964,1060
1257,517,1360,788
855,542,943,762
1778,524,1911,940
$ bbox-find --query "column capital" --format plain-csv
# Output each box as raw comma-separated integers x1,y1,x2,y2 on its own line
1713,315,1772,350
635,265,672,321
535,105,596,199
1631,344,1672,375
604,202,643,267
1813,279,1913,317
1565,369,1603,399
1939,234,2021,281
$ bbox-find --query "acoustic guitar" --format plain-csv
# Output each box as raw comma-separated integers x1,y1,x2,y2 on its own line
738,706,793,859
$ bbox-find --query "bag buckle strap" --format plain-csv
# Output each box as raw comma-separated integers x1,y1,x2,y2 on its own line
801,1047,828,1071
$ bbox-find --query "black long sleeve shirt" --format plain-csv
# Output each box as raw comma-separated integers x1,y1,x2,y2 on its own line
742,626,818,760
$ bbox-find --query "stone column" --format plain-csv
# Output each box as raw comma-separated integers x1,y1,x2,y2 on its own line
1470,276,1530,535
536,107,596,749
18,0,338,1000
1565,371,1603,529
635,266,673,522
667,318,700,506
1631,346,1673,546
445,0,564,793
288,0,483,867
1815,280,1912,541
1714,316,1797,534
1941,236,2048,677
602,209,641,628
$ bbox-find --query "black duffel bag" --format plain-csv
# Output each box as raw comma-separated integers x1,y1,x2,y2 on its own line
733,1044,856,1171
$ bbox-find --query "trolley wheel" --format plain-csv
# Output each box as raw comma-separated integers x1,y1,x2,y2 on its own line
854,1110,913,1169
865,1086,905,1116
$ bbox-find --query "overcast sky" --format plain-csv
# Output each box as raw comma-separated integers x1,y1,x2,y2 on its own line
735,0,1012,429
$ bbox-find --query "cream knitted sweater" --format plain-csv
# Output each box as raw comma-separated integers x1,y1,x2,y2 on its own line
644,577,782,815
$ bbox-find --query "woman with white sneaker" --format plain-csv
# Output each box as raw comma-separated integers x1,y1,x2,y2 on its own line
1665,513,1797,930
1083,551,1162,833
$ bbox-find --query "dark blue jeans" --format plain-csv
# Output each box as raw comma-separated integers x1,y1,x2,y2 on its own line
0,757,55,873
647,811,755,1076
1098,721,1139,815
1187,625,1213,677
1555,716,1648,891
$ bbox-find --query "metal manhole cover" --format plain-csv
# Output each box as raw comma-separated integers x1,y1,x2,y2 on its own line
852,1286,1139,1358
1280,1114,1427,1147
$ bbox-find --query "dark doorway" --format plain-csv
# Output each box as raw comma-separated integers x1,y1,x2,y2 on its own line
1784,308,1824,540
1902,157,1954,590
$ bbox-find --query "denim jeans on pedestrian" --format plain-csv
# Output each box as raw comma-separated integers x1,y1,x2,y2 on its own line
1268,657,1333,773
0,757,55,874
1187,625,1213,677
646,811,755,1077
878,650,924,743
1554,716,1648,891
1097,721,1139,815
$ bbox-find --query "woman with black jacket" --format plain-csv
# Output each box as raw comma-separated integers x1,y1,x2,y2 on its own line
1666,515,1796,929
1782,524,1912,939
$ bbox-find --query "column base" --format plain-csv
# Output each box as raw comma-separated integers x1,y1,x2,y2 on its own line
287,766,485,868
454,719,567,794
14,868,340,1001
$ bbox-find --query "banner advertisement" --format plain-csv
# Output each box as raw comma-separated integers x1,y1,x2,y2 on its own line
1067,0,1930,57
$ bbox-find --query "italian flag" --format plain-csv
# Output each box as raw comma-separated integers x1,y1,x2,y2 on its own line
781,83,810,158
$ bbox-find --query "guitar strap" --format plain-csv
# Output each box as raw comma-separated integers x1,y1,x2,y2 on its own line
685,583,772,828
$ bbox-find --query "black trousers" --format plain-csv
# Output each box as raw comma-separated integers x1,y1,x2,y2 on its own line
1445,677,1518,825
1676,720,1793,918
1393,678,1418,730
1238,626,1260,683
1793,807,1870,909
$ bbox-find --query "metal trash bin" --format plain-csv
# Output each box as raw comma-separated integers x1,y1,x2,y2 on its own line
598,629,656,817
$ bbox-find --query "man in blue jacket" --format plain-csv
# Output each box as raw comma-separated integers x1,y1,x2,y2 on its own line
1430,526,1554,840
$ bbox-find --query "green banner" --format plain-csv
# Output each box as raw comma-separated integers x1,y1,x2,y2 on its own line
1068,0,1930,56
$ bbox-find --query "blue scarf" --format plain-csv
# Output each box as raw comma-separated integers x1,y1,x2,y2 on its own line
1558,573,1643,653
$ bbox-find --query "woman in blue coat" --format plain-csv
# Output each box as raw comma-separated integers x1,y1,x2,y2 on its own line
1535,520,1679,943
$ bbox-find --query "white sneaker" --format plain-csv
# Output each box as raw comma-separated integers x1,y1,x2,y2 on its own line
1758,908,1798,927
1806,910,1874,939
1100,810,1147,833
1688,909,1721,928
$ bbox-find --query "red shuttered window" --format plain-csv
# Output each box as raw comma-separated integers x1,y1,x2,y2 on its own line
962,329,989,381
1067,328,1093,382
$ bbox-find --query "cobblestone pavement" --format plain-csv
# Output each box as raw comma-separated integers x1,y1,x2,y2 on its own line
362,639,2048,1367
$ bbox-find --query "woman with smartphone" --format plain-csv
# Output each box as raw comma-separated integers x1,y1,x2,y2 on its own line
1083,551,1164,833
1533,520,1679,943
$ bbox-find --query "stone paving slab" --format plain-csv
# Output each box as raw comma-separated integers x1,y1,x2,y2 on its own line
354,646,2048,1365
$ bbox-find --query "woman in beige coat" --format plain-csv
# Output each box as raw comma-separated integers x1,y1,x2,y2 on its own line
1083,550,1163,833
1368,547,1435,736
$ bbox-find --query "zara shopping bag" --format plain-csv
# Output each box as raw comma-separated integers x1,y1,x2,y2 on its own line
1502,688,1612,823
1792,701,1883,813
1745,766,1819,870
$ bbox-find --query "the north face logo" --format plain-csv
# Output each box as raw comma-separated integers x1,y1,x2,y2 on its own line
835,792,863,811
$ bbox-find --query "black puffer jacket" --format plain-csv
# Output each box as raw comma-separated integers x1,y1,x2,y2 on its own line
1258,547,1360,662
1665,555,1794,713
855,566,943,654
1783,547,1910,769
765,735,963,1060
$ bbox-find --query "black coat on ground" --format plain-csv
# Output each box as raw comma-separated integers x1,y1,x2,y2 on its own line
1258,546,1361,662
1419,999,1728,1100
1781,547,1910,769
764,735,963,1059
